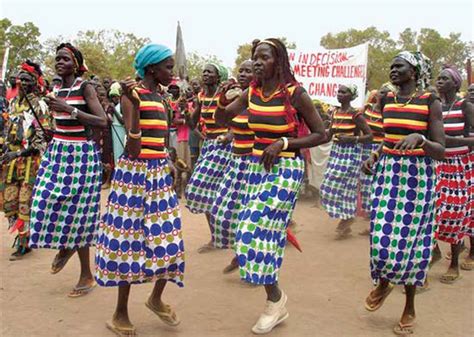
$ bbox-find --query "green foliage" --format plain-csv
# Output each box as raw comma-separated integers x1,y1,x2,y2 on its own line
187,52,224,81
0,19,43,77
232,37,296,76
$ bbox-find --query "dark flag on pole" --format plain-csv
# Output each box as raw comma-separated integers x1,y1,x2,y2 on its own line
175,21,187,80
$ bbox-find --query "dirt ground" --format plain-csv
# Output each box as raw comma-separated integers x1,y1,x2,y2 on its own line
1,192,473,337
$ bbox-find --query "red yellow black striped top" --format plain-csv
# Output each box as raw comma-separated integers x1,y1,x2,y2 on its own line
363,103,384,143
382,91,437,156
442,97,469,157
53,79,90,141
330,107,360,139
135,86,168,159
248,85,297,158
229,109,254,156
198,91,227,139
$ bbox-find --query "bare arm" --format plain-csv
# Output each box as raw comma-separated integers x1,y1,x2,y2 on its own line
186,101,202,130
121,94,141,159
424,99,445,160
215,89,249,126
445,101,474,147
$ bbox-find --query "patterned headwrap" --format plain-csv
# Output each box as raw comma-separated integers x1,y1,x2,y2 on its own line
56,43,88,75
441,64,462,90
394,51,432,90
208,63,229,83
19,60,45,91
134,43,173,79
343,84,358,100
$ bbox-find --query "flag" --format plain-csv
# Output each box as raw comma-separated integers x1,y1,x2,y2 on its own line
175,21,187,80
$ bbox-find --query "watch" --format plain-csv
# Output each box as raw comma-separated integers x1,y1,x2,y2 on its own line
71,108,79,119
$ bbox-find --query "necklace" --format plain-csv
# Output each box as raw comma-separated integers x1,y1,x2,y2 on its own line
200,88,218,112
441,97,457,120
393,91,417,107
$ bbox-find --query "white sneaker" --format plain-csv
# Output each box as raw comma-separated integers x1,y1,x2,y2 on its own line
251,291,289,335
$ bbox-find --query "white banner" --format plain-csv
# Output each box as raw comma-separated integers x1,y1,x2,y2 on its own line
289,43,369,108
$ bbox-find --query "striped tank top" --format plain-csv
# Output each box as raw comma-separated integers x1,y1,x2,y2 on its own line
247,85,297,158
363,103,384,143
442,97,469,157
198,91,227,139
330,107,360,139
135,86,168,159
53,78,90,141
229,110,254,156
382,91,436,156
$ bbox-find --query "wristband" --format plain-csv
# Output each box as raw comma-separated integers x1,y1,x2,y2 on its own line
71,108,79,119
281,137,289,151
128,130,142,139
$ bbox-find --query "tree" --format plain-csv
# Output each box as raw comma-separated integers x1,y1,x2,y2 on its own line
320,27,398,90
232,37,296,76
0,19,43,77
187,52,224,81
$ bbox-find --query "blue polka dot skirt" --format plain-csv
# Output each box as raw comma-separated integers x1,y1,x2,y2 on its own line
209,155,250,249
185,139,232,214
360,143,379,214
370,154,437,286
320,143,363,220
95,156,185,287
29,140,101,249
235,156,304,285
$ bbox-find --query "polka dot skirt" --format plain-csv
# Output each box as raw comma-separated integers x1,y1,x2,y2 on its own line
29,140,101,249
209,155,250,249
235,156,304,285
185,139,232,214
468,152,474,237
95,156,185,287
435,154,471,244
320,143,363,220
370,154,437,286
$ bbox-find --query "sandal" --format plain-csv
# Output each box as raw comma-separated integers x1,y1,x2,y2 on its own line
68,282,97,298
393,321,415,335
51,249,75,274
365,283,394,312
461,258,474,271
440,273,462,284
145,299,180,326
106,320,136,336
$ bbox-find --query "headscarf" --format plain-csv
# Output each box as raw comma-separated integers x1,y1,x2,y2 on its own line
19,60,45,88
344,84,358,100
56,43,88,74
208,63,228,83
134,43,173,79
394,51,432,90
441,64,462,90
109,82,121,97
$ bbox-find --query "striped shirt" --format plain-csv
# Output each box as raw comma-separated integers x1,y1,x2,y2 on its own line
330,107,360,138
247,85,297,158
229,110,254,156
363,103,384,143
53,78,90,141
382,91,437,156
135,86,168,159
198,91,227,139
442,97,469,157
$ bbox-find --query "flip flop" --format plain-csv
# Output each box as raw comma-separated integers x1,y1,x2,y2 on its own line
440,273,462,284
393,321,415,335
461,258,474,271
365,283,394,312
197,243,215,254
145,300,180,326
51,250,75,274
106,320,136,336
68,282,97,298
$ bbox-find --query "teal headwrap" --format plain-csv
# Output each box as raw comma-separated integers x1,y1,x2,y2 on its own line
208,63,228,83
134,43,173,79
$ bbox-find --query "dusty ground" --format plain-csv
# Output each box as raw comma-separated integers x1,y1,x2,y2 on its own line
1,192,473,337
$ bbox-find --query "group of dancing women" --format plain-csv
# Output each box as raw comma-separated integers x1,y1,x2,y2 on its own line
2,36,473,337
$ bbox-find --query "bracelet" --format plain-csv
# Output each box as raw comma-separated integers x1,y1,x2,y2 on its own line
371,151,380,160
355,136,359,144
281,137,289,151
128,130,142,139
419,134,427,148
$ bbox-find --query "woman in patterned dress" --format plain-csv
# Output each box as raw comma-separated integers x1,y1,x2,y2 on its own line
95,43,184,336
433,65,473,283
185,63,233,253
320,85,372,237
219,38,326,334
29,43,107,297
362,51,445,335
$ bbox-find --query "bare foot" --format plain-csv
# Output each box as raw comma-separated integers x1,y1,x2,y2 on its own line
336,218,354,233
358,228,370,236
223,257,239,274
197,241,215,254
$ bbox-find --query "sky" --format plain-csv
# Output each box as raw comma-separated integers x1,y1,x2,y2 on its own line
2,0,473,68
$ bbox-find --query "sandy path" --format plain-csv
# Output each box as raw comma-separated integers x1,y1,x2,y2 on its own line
1,193,473,337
